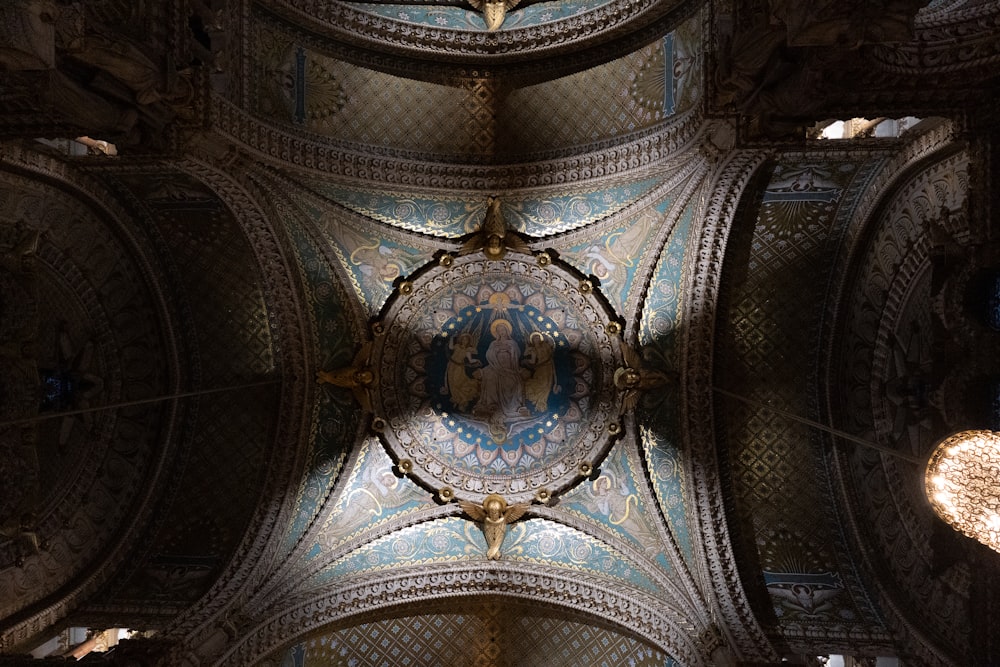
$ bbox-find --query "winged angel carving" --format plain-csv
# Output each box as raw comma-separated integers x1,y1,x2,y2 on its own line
468,0,522,32
459,197,531,259
613,343,673,413
459,493,530,559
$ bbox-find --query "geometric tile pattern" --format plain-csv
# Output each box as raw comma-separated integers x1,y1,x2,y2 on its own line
715,159,889,645
253,23,484,154
500,40,670,154
270,606,677,667
251,14,702,159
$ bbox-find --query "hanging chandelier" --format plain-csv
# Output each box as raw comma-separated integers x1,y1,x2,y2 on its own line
925,429,1000,553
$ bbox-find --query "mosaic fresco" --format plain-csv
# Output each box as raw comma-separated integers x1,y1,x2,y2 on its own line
559,441,674,574
308,438,435,556
344,0,610,31
288,192,436,316
373,252,623,504
318,516,660,594
282,221,361,550
640,200,695,361
561,197,673,313
304,177,664,239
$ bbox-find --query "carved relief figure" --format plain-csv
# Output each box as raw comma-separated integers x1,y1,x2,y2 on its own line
459,493,529,560
442,332,481,411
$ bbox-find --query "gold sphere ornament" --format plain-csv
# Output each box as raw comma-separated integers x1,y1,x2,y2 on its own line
439,254,454,267
579,462,593,477
397,459,413,474
371,417,387,432
535,488,551,504
925,430,1000,553
606,322,622,336
399,281,414,295
579,280,593,294
608,422,622,435
536,252,552,266
439,487,455,502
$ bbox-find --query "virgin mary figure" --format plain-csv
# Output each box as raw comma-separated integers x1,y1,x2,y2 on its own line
473,319,529,425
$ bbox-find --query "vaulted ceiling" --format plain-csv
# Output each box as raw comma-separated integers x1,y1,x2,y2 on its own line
1,1,1000,666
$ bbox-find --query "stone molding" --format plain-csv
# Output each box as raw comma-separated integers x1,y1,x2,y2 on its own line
679,148,778,662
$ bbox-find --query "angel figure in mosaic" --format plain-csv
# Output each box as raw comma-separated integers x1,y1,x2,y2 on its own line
459,197,531,259
316,341,376,412
459,493,530,560
443,332,481,411
614,343,673,413
468,0,522,32
523,332,560,412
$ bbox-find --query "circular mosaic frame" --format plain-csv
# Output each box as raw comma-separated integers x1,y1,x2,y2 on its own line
372,251,624,504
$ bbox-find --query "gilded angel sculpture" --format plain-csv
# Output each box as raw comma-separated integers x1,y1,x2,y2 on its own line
613,343,673,413
459,197,531,259
316,341,376,412
468,0,522,32
458,493,530,560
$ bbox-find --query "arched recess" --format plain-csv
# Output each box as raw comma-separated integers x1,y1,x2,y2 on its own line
258,595,677,667
0,148,180,650
210,562,706,667
825,134,982,665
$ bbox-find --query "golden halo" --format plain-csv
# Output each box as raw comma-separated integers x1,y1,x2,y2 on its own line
490,319,513,337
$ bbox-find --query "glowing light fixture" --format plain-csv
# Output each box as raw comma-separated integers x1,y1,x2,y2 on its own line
925,430,1000,553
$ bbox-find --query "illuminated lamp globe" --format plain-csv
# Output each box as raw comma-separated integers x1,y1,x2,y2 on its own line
924,430,1000,553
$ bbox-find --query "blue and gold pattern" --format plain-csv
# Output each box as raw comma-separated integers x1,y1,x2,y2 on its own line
374,253,621,504
308,439,435,557
424,301,576,470
559,442,674,574
283,223,359,550
303,178,663,239
344,0,609,31
320,516,661,594
560,197,673,312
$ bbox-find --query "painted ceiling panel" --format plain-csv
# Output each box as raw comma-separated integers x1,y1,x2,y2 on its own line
250,11,701,159
639,199,695,362
252,23,482,154
281,217,363,551
498,16,702,154
641,425,693,564
289,191,439,316
559,440,675,575
559,196,672,313
0,171,171,621
302,176,664,239
312,516,663,595
307,438,436,555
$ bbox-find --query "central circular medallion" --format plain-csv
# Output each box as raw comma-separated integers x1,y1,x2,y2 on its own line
372,252,623,504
